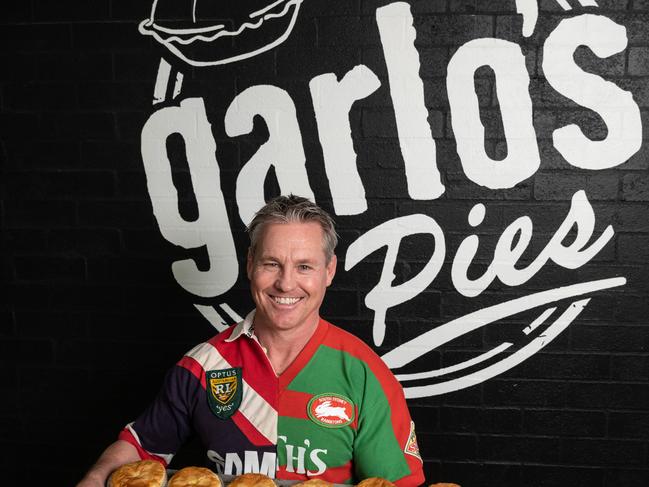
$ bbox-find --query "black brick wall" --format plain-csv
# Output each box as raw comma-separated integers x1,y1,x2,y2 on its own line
2,1,649,486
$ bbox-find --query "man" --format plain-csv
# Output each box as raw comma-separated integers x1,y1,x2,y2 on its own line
78,195,424,486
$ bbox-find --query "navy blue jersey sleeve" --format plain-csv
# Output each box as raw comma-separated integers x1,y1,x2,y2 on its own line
121,365,200,462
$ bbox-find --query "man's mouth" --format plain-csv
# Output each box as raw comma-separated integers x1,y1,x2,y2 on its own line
271,296,302,305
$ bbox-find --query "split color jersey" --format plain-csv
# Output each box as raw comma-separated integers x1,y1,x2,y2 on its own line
120,313,424,486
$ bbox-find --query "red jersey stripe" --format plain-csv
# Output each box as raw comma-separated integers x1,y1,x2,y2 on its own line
213,333,278,407
118,428,169,467
396,455,426,487
177,355,206,389
278,389,312,421
231,410,274,447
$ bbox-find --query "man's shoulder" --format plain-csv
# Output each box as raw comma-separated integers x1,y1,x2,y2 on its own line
321,319,404,393
322,320,387,366
323,320,368,347
179,326,237,365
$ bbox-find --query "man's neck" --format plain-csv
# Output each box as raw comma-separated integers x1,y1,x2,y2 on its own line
253,317,320,376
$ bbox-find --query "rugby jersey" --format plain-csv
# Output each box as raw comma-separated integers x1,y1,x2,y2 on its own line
119,311,424,486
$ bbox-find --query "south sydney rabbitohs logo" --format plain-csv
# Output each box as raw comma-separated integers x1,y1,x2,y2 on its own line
139,0,637,398
307,394,355,428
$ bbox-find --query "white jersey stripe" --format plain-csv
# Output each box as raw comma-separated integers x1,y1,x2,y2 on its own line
125,422,175,464
185,341,278,443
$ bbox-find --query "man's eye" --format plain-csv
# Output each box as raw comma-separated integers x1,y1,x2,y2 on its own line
264,262,279,268
299,265,311,271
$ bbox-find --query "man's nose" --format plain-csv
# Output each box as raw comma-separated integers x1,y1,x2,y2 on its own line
275,267,297,291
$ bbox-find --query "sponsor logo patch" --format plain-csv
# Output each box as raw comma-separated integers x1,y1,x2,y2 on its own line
206,368,242,419
404,421,422,461
307,393,355,428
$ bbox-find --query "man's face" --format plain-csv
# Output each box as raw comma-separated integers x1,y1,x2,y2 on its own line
247,221,337,333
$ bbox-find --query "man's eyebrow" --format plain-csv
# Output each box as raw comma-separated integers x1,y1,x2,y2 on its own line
255,254,320,264
257,254,277,261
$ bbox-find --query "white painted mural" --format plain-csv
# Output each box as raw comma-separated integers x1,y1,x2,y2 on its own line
138,0,640,397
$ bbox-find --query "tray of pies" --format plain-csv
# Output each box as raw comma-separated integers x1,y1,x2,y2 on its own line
107,460,353,487
106,460,460,487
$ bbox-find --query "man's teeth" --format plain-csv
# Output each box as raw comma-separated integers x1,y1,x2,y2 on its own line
273,296,301,305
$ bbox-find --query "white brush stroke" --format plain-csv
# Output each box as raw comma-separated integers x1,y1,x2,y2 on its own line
173,71,184,99
400,298,592,398
194,304,229,332
153,57,172,104
383,277,625,369
220,303,243,323
516,0,599,37
516,0,538,37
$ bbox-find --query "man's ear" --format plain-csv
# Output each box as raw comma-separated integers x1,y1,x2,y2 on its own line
326,255,337,287
246,248,254,280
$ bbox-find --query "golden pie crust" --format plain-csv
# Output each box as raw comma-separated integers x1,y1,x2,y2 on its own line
292,479,334,487
356,478,396,487
168,466,222,487
228,473,277,487
108,459,167,487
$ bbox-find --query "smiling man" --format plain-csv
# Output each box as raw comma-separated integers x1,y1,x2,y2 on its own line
246,210,337,375
77,195,424,487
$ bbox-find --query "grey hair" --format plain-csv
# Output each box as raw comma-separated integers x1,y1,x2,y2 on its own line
247,194,338,262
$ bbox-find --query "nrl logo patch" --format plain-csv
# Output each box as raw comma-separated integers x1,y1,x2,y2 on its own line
404,421,422,461
307,393,355,428
206,368,242,420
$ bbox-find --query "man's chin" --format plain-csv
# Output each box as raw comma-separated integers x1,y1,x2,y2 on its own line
256,307,298,328
269,309,302,328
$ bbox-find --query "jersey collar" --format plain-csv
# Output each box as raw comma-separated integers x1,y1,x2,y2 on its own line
225,309,257,342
